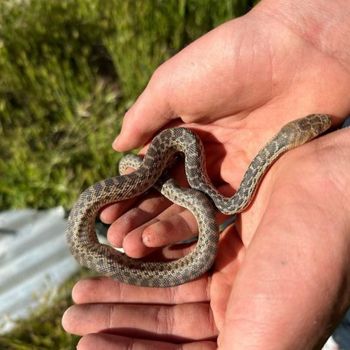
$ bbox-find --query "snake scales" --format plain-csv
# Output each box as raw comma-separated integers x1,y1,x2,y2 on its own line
66,114,332,287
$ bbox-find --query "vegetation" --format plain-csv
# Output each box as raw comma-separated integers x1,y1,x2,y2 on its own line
0,0,257,348
0,0,256,210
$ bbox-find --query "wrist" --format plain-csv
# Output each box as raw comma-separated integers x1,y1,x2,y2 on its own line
255,0,350,72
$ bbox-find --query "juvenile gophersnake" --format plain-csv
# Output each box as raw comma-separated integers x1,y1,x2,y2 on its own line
66,114,332,287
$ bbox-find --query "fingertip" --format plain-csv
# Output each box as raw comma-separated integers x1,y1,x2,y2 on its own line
111,135,121,150
99,206,115,224
122,229,153,258
71,279,87,303
61,305,75,332
100,207,115,225
141,220,168,248
99,199,136,224
141,229,153,247
107,223,125,248
112,115,141,151
113,78,176,151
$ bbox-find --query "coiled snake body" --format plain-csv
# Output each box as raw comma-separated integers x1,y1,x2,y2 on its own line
66,114,331,287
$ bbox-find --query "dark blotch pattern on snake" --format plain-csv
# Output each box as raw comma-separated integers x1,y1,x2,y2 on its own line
66,114,332,287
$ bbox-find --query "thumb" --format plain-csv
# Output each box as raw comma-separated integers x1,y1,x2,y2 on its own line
113,69,176,151
113,18,258,151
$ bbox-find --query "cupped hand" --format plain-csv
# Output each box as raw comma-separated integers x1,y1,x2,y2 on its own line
62,127,350,349
100,0,350,259
63,1,350,349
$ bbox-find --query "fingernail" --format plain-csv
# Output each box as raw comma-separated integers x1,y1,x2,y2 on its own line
142,232,150,245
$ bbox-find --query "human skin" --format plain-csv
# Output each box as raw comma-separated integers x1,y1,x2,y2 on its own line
62,0,350,349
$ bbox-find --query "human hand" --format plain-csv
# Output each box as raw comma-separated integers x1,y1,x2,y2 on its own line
63,0,350,348
62,127,350,349
101,0,350,260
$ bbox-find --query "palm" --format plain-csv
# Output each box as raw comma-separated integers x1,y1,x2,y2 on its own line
205,133,332,331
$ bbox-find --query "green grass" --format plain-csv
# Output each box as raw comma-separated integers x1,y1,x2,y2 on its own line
0,0,256,210
0,0,257,348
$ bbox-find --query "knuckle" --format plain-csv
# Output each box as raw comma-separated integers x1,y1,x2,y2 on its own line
148,63,170,93
154,305,174,335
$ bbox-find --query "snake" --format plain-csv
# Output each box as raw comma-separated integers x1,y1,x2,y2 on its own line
66,114,332,287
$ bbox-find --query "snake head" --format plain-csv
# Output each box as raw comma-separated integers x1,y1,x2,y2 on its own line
279,114,332,149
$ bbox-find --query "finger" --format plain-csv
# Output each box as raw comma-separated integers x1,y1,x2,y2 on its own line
112,66,177,152
62,302,217,340
112,20,244,152
100,184,172,225
71,277,209,304
107,199,228,259
115,201,227,258
117,181,230,249
141,209,199,248
99,161,172,225
141,209,228,249
77,333,216,350
99,165,141,224
112,204,188,258
106,191,172,248
139,200,229,250
112,24,233,151
99,197,139,224
113,16,284,152
100,160,188,239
